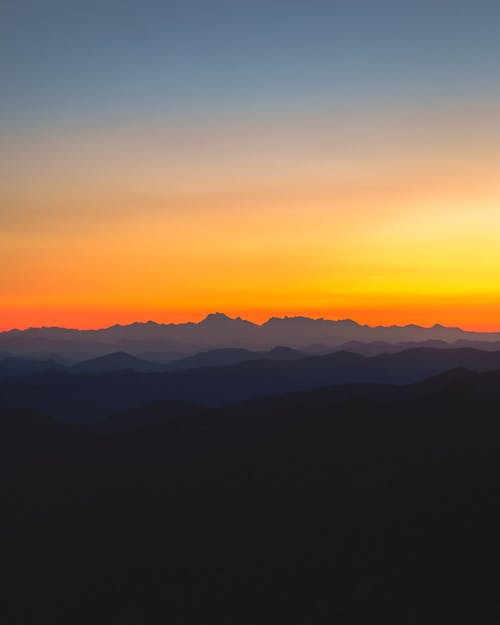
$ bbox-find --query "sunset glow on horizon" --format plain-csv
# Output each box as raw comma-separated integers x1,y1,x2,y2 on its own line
2,1,500,332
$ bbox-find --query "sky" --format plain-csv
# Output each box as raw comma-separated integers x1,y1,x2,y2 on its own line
1,0,500,330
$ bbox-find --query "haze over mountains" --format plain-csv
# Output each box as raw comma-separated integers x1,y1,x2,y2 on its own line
3,312,500,360
4,346,500,421
4,319,500,623
0,346,307,379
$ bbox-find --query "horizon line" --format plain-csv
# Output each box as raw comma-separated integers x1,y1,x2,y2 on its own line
2,311,498,335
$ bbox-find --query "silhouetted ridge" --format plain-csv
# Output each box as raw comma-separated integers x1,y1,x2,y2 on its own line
168,345,306,370
168,348,259,370
71,351,162,373
267,345,304,358
0,356,63,379
4,313,500,360
5,347,500,421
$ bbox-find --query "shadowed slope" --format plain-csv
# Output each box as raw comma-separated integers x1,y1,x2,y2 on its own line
4,368,500,623
71,351,164,373
3,347,500,420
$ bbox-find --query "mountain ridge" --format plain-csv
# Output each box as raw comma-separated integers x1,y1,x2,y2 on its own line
4,346,500,421
2,313,500,360
0,312,482,336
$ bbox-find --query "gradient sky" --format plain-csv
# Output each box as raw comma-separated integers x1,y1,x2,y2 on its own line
1,0,500,330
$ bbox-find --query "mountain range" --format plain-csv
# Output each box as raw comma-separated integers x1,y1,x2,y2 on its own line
0,346,307,379
5,346,500,421
3,312,500,360
5,314,500,622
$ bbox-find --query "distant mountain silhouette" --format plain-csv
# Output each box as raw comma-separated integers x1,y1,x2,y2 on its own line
71,351,164,374
0,356,63,379
335,338,500,356
167,345,305,370
3,313,500,360
267,345,305,358
0,346,307,377
5,347,500,421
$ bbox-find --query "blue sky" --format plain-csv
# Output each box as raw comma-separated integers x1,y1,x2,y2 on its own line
2,0,499,129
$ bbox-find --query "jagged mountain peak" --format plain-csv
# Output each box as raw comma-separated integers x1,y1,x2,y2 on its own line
199,313,255,326
201,312,233,323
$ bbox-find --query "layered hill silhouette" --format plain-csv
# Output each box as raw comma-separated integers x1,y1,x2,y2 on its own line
4,368,500,623
0,346,307,378
3,312,500,360
0,355,64,379
5,319,500,623
70,351,164,374
167,345,305,370
4,346,500,420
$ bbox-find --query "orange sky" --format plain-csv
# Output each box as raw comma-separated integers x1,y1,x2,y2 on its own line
3,2,500,332
2,105,500,332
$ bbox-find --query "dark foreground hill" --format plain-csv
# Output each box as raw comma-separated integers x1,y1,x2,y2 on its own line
4,347,500,420
3,368,500,623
